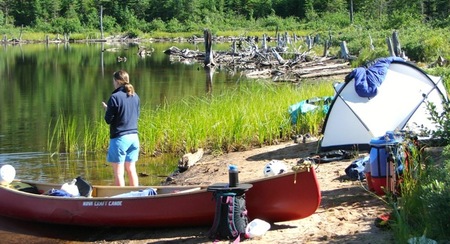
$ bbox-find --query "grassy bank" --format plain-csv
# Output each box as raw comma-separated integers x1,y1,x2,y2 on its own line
48,79,334,156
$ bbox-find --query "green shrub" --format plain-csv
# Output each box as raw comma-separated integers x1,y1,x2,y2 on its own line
147,18,166,32
426,99,450,146
396,144,450,242
101,16,119,33
63,18,83,33
428,67,450,89
260,14,283,30
125,29,143,39
166,18,184,33
402,28,450,62
384,10,422,30
318,12,351,29
34,18,52,33
351,48,390,67
49,17,82,34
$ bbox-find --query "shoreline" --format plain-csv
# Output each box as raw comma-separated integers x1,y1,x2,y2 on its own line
0,140,394,243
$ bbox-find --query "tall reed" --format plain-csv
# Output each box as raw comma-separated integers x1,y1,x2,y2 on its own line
47,80,334,156
47,113,109,154
138,80,333,155
47,114,80,153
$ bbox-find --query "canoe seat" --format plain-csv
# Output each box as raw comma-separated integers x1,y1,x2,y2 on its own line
75,176,93,197
9,181,40,194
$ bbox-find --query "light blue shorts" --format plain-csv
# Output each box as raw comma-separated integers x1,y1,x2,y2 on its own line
107,134,140,163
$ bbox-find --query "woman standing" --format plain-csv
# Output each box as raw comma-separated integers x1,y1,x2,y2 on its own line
102,70,140,186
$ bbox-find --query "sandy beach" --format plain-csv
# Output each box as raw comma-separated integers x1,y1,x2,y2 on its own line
0,139,394,243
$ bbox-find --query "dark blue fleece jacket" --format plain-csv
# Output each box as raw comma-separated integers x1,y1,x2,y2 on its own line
104,86,140,139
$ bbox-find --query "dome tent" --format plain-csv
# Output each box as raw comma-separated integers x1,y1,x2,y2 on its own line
319,58,448,151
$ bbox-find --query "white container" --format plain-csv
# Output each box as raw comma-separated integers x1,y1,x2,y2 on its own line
61,179,80,197
263,160,287,177
0,164,16,186
245,218,271,239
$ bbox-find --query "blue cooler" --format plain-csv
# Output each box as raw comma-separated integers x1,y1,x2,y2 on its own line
369,132,402,195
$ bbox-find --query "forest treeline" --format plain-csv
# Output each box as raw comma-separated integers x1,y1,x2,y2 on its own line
1,0,449,35
2,0,450,66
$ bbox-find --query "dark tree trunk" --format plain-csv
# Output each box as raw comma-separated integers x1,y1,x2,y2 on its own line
392,31,402,57
204,29,215,66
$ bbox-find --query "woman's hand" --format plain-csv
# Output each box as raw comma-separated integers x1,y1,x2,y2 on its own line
102,102,108,109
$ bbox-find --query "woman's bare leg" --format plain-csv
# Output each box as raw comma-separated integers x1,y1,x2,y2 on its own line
125,161,139,186
112,163,125,186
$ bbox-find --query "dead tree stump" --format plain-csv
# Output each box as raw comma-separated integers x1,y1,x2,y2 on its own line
204,29,215,67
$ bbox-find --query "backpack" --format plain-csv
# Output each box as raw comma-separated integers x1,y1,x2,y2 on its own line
345,156,369,181
208,191,249,242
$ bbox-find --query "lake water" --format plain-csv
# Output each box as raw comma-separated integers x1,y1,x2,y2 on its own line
0,41,240,185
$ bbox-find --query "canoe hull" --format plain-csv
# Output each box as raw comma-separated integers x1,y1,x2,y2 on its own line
0,169,321,227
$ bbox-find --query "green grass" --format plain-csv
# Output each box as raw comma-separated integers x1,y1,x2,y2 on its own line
47,80,334,156
138,80,333,156
47,114,81,153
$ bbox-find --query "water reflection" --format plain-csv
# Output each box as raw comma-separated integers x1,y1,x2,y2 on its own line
0,150,179,185
205,66,214,94
0,42,236,185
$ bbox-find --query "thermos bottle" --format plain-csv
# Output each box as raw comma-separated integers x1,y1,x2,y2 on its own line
228,165,239,187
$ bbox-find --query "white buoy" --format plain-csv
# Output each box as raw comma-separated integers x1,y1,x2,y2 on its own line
0,164,16,185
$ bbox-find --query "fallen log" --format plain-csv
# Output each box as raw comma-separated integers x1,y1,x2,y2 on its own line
178,148,204,173
295,62,350,73
296,68,353,79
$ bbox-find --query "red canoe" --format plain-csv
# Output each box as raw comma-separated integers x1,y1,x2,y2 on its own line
0,167,321,227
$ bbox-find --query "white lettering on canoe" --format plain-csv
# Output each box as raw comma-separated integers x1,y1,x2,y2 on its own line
82,201,123,207
83,201,93,206
108,201,122,206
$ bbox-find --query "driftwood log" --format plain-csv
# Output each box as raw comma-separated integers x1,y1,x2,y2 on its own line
164,36,352,82
178,148,204,173
163,30,413,82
